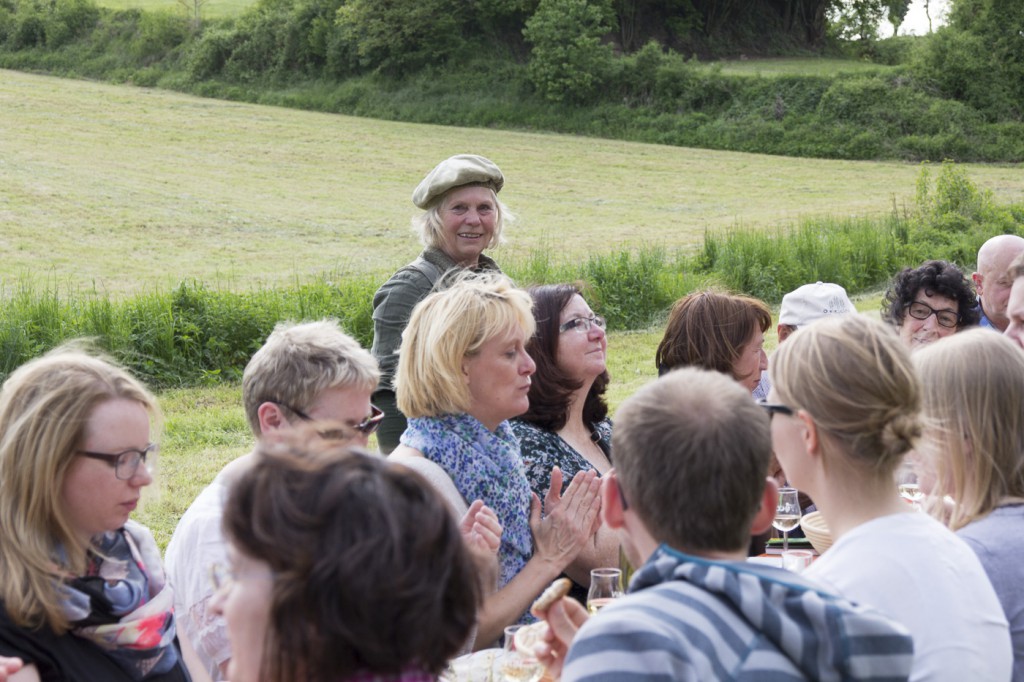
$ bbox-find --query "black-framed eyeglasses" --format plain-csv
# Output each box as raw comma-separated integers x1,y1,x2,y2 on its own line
904,300,960,329
266,400,385,438
757,400,794,421
559,315,607,334
77,443,157,480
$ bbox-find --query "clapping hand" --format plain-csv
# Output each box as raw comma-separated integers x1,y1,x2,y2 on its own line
530,467,602,569
459,499,503,591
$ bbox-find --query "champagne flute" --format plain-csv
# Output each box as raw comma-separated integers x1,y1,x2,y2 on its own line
773,487,802,552
500,625,543,682
587,567,624,615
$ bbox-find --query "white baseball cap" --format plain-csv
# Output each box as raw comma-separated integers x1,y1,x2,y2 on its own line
779,282,855,327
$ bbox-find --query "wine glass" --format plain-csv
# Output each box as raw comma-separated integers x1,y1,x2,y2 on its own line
773,487,802,552
586,567,624,615
500,625,544,682
896,468,925,509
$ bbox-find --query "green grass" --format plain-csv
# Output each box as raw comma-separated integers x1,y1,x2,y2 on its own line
3,69,1023,296
703,57,899,77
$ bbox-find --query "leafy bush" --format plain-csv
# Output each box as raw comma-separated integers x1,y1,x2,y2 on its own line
523,0,615,103
334,0,468,75
131,9,189,62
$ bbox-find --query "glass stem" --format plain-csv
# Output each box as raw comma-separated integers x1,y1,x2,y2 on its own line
783,530,789,552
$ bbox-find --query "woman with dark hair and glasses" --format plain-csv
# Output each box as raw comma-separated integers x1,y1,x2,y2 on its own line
881,259,979,350
0,349,198,682
212,441,479,682
511,284,619,600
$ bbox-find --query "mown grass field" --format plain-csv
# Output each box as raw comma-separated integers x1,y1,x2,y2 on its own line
3,69,1022,296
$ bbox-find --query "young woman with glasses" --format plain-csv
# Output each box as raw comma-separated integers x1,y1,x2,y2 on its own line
0,349,198,682
881,259,979,350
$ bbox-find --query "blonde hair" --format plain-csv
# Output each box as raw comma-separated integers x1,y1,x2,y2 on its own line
915,329,1024,530
396,273,534,417
413,186,514,251
771,315,921,478
242,320,379,436
0,348,159,632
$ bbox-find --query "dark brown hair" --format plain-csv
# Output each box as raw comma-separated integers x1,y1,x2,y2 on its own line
518,284,609,431
880,259,979,330
222,438,479,682
655,290,771,379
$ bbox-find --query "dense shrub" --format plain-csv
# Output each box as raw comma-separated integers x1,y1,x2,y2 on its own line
523,0,615,103
131,10,189,62
334,0,468,76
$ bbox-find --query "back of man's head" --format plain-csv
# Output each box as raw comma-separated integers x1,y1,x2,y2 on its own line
242,320,379,436
612,367,771,554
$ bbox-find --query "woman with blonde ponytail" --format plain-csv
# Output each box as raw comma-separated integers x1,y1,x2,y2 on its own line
767,315,1011,681
915,329,1024,680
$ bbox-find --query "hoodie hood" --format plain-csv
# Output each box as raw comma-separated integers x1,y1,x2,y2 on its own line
629,545,914,681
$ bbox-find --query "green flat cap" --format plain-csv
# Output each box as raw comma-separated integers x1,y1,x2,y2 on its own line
412,154,504,209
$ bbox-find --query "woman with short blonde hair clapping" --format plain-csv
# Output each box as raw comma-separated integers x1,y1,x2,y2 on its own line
390,274,602,648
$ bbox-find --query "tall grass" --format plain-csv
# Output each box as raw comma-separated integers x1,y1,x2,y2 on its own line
2,164,1020,388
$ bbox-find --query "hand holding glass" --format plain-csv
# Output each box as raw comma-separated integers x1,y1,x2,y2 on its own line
773,487,802,552
586,567,624,615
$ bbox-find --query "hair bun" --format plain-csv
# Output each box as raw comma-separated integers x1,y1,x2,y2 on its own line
880,412,921,461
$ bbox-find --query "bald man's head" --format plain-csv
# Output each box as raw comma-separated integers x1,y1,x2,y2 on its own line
974,234,1024,331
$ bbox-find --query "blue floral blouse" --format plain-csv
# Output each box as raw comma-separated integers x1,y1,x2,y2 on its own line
401,413,533,589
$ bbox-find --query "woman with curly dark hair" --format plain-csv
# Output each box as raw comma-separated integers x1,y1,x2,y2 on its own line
881,259,979,350
211,441,479,682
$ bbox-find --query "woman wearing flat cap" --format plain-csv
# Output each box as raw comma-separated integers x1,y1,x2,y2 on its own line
371,154,512,453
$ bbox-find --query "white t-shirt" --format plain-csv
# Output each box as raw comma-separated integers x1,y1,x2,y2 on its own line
807,510,1012,682
164,470,233,681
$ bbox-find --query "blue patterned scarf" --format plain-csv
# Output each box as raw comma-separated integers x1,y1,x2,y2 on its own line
58,521,180,680
402,414,533,587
